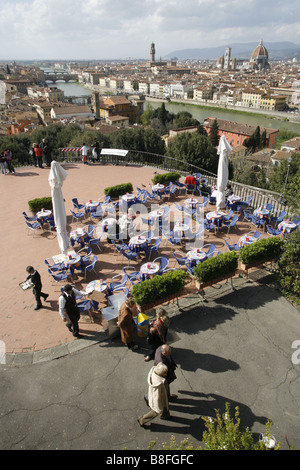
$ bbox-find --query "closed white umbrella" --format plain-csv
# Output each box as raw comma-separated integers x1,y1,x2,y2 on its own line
48,161,69,254
216,135,232,211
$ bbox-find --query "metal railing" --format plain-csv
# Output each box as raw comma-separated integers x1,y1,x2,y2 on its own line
56,148,291,216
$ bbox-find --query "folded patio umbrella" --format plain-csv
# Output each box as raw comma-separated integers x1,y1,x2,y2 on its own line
216,135,232,211
48,161,69,254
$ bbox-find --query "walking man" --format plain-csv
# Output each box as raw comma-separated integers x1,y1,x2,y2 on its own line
58,284,86,338
25,266,49,310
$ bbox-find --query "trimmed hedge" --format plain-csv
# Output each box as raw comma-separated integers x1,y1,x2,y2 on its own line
132,270,188,308
239,237,283,266
277,229,300,304
152,172,181,185
194,251,238,283
28,197,53,213
104,182,133,198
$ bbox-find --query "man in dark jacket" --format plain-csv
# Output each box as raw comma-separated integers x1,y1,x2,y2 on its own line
58,284,86,337
26,266,49,310
154,344,178,401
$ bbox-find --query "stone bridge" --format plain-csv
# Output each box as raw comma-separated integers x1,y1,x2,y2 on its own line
44,73,78,83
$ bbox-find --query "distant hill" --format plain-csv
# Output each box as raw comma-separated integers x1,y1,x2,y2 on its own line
164,41,300,60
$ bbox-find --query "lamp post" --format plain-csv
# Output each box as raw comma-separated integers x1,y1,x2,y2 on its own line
280,156,292,203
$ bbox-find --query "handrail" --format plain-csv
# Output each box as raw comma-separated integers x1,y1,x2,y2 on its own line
56,147,291,216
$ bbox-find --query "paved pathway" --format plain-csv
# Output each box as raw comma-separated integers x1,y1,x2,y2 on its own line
1,273,300,450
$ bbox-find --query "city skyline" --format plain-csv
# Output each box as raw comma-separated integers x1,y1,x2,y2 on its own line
1,0,300,60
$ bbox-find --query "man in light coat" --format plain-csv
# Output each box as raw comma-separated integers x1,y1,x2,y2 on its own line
137,362,170,427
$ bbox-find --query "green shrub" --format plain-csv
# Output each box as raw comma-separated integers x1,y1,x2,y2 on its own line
148,402,280,450
152,171,181,185
28,197,53,213
194,251,238,283
104,182,133,198
277,229,300,304
239,237,283,266
132,270,188,307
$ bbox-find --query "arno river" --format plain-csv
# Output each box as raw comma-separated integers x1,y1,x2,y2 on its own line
49,81,300,134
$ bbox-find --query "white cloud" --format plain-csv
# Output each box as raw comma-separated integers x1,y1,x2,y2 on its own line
0,0,299,59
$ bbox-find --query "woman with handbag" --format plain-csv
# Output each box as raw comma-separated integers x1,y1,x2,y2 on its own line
144,308,170,362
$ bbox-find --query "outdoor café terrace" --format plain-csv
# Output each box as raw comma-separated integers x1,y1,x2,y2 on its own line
2,153,298,355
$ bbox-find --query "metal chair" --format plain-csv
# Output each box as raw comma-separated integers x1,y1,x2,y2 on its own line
77,299,93,323
223,214,239,234
224,239,240,251
266,225,281,236
22,211,38,222
109,273,129,293
83,255,97,280
172,251,188,268
25,220,43,236
70,210,85,223
72,198,85,210
153,256,169,275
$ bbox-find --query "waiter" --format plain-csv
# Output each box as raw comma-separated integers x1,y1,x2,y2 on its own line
59,284,86,338
25,266,48,310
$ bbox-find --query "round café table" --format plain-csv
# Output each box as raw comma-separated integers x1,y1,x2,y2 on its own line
227,194,241,204
140,262,160,280
184,198,199,209
278,220,297,234
129,235,148,253
174,222,190,239
187,249,207,266
36,209,52,219
122,194,136,203
253,208,270,220
63,252,81,277
70,227,88,248
238,235,256,248
86,279,108,295
206,210,226,224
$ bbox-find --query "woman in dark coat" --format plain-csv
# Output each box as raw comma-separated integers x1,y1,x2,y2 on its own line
144,308,170,362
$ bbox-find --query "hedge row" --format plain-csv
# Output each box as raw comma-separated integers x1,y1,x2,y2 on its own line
152,172,181,185
104,182,133,198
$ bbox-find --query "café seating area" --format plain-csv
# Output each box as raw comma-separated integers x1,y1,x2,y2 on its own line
22,171,299,325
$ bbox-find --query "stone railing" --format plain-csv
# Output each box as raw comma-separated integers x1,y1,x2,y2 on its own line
56,148,290,216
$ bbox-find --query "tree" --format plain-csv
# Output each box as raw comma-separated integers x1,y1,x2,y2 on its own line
157,102,168,126
209,119,219,146
166,132,218,174
268,152,300,212
277,229,300,305
173,111,200,128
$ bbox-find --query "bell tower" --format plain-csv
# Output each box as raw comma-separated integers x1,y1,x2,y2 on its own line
150,43,156,63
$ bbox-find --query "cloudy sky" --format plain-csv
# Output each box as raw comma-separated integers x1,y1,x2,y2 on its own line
1,0,300,60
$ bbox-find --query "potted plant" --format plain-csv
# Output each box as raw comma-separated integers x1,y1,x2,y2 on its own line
132,270,189,311
104,182,133,199
28,197,53,214
152,171,181,185
239,237,283,272
194,251,239,290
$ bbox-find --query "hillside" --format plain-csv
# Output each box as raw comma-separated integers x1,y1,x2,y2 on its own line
164,41,300,60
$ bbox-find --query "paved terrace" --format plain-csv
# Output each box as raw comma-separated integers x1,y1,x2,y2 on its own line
1,162,300,450
0,162,281,356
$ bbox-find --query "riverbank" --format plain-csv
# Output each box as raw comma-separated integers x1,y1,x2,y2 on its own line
146,96,300,124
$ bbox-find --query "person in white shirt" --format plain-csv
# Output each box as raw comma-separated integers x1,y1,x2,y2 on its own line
59,284,86,337
81,143,89,165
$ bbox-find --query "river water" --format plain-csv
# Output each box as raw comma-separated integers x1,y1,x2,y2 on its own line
49,81,300,133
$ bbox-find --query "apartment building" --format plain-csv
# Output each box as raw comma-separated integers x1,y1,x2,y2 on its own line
203,117,279,149
260,94,286,111
241,89,264,108
193,86,214,101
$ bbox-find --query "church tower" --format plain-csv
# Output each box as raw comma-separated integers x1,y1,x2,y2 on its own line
150,43,156,63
